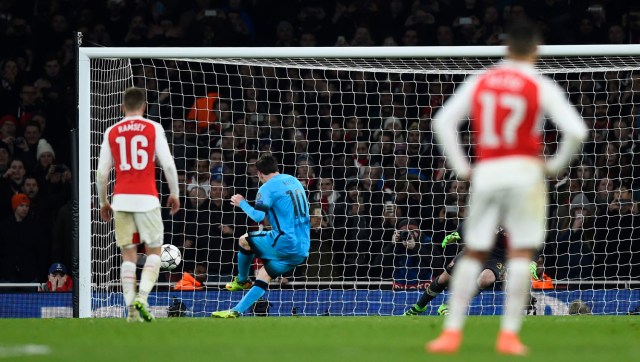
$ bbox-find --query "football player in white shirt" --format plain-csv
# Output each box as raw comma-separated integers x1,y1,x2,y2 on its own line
96,87,180,322
428,22,587,355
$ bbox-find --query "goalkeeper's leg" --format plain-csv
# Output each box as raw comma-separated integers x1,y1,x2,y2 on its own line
436,268,498,317
427,250,486,354
404,272,449,316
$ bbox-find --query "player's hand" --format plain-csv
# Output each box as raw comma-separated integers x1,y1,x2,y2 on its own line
58,275,67,289
230,194,245,207
100,203,113,222
441,231,460,248
529,261,539,280
167,195,180,215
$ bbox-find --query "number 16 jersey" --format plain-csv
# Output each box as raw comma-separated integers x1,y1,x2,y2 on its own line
97,116,177,212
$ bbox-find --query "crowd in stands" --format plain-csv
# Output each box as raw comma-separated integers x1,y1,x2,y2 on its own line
1,0,640,286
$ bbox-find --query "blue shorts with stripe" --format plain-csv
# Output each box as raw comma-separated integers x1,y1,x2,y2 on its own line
245,230,306,278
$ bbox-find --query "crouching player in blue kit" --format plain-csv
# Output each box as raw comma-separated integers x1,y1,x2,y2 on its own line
211,154,310,318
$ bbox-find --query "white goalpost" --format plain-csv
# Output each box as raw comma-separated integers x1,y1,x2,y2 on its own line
78,44,640,318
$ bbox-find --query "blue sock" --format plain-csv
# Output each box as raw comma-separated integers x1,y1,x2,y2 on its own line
232,279,268,313
237,250,254,282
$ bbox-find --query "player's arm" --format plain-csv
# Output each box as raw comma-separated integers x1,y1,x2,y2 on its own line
540,78,588,176
154,123,180,214
432,76,477,180
232,190,272,223
96,131,113,209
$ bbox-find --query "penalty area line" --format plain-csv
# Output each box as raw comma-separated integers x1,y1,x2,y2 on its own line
0,345,51,358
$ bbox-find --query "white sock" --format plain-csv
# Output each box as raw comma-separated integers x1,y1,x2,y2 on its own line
138,254,161,303
121,261,137,307
501,258,531,333
444,257,482,331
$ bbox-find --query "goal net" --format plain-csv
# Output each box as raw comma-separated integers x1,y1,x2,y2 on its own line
81,46,640,318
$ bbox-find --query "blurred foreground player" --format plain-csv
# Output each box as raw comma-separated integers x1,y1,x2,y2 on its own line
429,21,586,355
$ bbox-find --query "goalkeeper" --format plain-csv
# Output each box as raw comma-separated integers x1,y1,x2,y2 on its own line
404,223,538,316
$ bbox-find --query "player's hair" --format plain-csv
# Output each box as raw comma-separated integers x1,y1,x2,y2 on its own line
123,87,146,111
506,21,541,57
255,153,279,175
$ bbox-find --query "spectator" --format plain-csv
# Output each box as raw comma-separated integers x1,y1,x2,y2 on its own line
595,183,640,278
553,206,595,279
15,121,44,172
187,156,211,196
296,157,317,192
386,218,430,289
124,15,150,46
180,186,210,272
401,27,419,46
0,59,20,113
342,181,374,278
10,85,41,128
607,24,625,44
33,138,55,182
370,200,402,279
310,176,346,228
0,193,44,282
22,173,51,225
0,141,10,174
0,158,26,219
0,115,18,141
166,119,197,171
305,205,333,279
205,179,238,276
299,32,318,47
350,26,375,46
474,5,504,45
435,25,454,46
275,21,296,47
38,262,73,292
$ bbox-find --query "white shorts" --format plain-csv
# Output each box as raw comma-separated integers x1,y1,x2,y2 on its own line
113,208,163,248
464,157,547,251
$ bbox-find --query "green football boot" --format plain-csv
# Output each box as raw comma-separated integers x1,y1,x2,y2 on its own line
211,309,241,318
133,299,155,322
437,303,449,316
403,304,427,316
225,277,252,291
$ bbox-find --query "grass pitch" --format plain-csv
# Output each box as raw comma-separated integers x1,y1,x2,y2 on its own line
1,316,637,361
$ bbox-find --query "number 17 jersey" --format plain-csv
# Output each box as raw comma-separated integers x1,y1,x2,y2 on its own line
256,174,310,257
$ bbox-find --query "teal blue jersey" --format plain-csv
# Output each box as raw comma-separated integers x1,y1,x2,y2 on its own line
239,174,310,258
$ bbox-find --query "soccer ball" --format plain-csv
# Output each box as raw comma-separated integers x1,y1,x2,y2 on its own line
160,244,182,270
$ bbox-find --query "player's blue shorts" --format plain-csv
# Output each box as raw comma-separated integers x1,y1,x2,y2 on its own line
246,230,306,277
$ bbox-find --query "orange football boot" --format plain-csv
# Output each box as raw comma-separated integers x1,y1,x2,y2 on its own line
496,331,529,356
426,329,462,354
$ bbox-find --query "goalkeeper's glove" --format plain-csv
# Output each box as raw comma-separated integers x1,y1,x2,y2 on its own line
441,231,460,248
529,261,539,280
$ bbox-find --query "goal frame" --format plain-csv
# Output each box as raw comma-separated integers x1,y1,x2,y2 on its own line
77,44,640,318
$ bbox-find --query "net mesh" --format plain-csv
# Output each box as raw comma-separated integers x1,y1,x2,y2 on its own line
89,54,640,317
